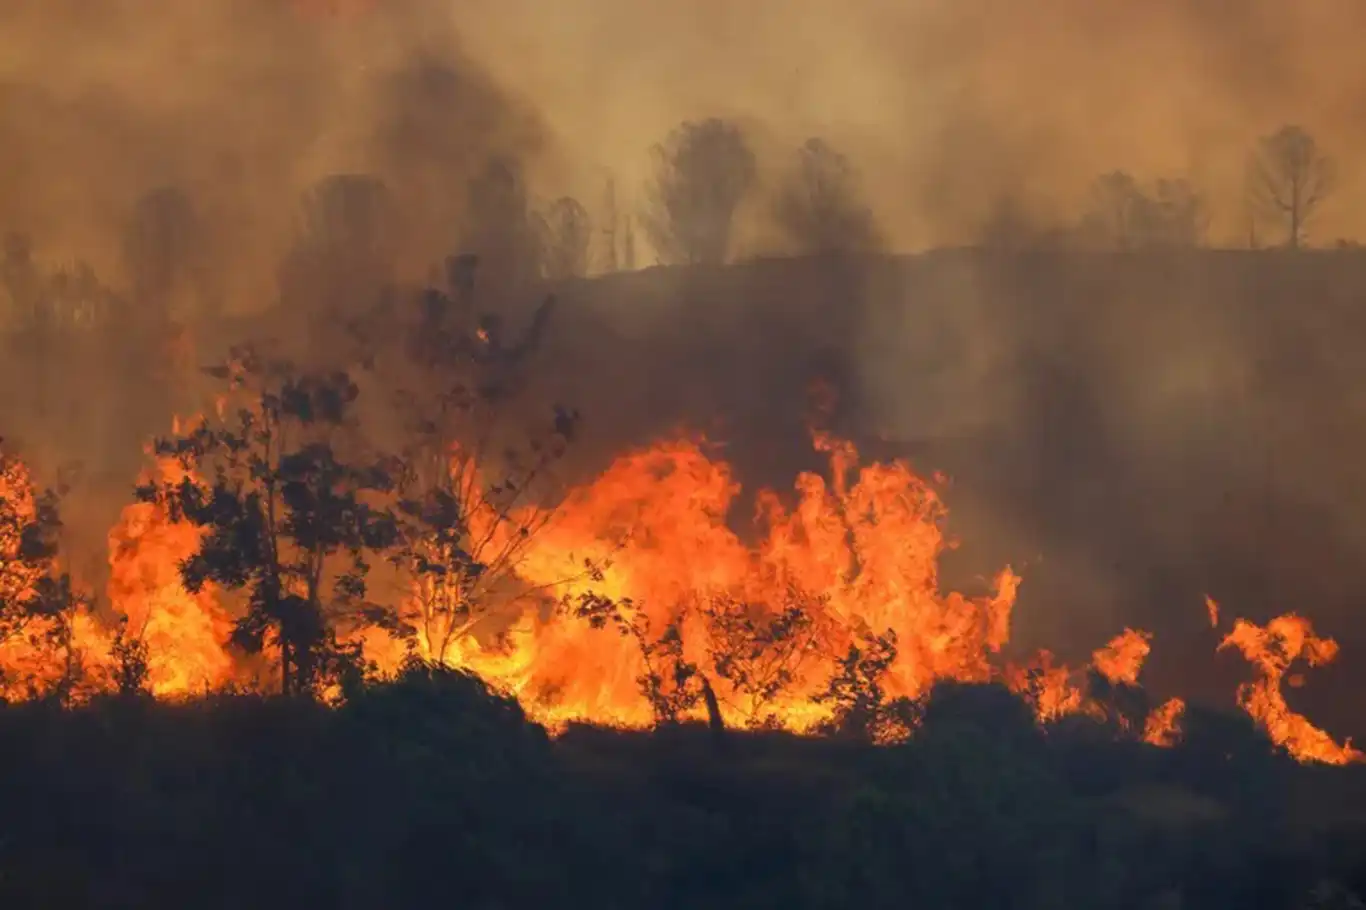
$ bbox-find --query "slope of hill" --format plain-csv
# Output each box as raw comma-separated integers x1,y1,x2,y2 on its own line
505,250,1366,741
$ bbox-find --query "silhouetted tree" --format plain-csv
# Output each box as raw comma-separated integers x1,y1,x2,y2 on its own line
143,348,399,696
279,174,396,319
0,232,41,331
773,138,883,255
0,446,95,702
539,196,592,279
702,588,822,726
0,236,120,416
370,260,578,665
1085,172,1207,250
1087,171,1145,250
574,593,702,726
643,118,757,265
811,628,901,741
0,448,61,646
121,185,213,320
42,261,117,331
1143,178,1208,247
1247,125,1336,249
109,620,151,697
461,157,543,287
1,236,119,334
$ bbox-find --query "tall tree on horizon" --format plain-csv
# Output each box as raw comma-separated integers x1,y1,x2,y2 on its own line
642,118,757,266
773,138,884,255
540,196,592,280
1247,125,1336,250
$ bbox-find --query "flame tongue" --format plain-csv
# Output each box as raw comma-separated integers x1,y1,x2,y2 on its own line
1216,608,1361,765
106,457,234,698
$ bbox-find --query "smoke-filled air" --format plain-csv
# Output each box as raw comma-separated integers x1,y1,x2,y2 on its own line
3,1,1366,907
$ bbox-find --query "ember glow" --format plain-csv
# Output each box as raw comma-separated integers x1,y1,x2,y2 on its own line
0,427,1356,764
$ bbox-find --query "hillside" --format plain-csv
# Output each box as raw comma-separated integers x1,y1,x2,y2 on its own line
6,248,1366,740
510,250,1366,741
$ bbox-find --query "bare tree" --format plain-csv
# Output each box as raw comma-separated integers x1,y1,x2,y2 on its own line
773,138,883,255
1247,125,1336,249
642,118,757,266
540,196,592,280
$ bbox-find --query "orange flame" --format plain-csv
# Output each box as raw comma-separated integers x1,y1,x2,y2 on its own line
424,433,1019,731
106,458,234,697
1143,697,1186,747
0,450,114,700
5,419,1362,765
1215,606,1361,765
1092,627,1151,687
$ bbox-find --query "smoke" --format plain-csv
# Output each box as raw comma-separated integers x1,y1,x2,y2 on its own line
455,0,1366,247
3,0,1366,735
5,0,1366,274
0,0,545,298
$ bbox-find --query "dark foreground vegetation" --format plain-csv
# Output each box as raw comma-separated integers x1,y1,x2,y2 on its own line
0,666,1364,910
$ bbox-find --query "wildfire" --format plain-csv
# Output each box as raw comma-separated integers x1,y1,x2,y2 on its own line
1093,627,1152,686
0,448,113,701
432,433,1018,731
106,457,234,698
1215,606,1361,765
0,422,1359,764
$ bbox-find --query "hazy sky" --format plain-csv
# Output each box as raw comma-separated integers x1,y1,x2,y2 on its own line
1,0,1364,280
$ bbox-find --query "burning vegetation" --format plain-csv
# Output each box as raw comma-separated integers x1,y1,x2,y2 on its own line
2,263,1364,905
5,258,1366,910
0,257,1355,769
